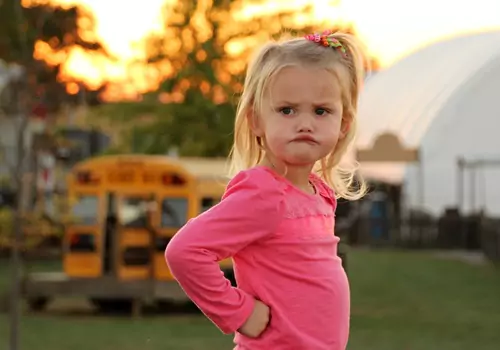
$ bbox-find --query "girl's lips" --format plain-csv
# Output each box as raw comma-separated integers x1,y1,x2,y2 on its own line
292,135,318,143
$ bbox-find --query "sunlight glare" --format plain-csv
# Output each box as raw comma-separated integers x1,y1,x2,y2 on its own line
27,0,500,100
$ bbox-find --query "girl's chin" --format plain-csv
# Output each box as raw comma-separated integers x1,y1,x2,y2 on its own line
282,155,319,167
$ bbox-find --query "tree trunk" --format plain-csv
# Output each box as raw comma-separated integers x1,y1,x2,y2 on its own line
9,115,26,350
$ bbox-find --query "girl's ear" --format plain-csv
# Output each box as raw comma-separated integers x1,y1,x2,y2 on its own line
340,121,350,139
247,107,264,137
339,114,351,139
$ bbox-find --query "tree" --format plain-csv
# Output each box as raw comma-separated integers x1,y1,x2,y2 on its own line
93,0,319,156
0,0,109,188
0,0,108,113
0,1,109,211
95,0,380,157
0,1,107,349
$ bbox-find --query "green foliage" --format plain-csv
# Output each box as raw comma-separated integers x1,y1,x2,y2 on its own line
92,0,319,156
94,1,380,157
0,192,74,250
0,2,104,62
0,0,108,113
0,175,10,188
92,100,165,122
144,1,321,157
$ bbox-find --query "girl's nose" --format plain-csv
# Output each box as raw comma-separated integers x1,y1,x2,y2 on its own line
298,126,313,133
297,115,314,133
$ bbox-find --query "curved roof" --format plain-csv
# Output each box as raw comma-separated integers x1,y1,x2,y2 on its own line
357,30,500,148
355,30,500,215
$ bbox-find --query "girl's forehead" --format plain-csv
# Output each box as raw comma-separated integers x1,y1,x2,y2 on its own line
266,66,342,102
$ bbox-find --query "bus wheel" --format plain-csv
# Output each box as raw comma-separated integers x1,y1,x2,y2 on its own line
90,298,132,314
157,299,200,314
157,299,175,312
27,297,49,312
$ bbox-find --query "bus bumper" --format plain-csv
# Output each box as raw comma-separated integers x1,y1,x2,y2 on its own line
22,272,189,303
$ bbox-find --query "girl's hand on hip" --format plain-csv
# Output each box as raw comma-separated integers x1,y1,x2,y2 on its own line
238,299,270,338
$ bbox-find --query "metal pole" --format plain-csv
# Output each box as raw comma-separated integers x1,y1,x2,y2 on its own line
10,1,29,349
418,158,424,211
10,116,26,350
417,153,424,246
457,157,464,212
469,165,476,214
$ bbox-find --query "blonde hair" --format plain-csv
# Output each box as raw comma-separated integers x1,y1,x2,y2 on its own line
228,31,369,200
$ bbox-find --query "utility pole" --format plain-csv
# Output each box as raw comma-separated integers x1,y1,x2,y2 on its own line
9,1,30,349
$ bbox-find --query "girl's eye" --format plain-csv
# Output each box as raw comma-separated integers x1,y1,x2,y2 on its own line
279,107,295,116
315,108,329,116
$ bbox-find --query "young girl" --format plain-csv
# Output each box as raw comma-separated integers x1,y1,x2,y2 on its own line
165,30,368,350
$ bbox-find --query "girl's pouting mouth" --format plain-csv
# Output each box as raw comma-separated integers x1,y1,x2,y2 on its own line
291,135,319,144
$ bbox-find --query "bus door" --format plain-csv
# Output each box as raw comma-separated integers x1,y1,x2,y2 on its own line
102,192,118,276
153,195,190,280
115,193,156,280
64,191,103,278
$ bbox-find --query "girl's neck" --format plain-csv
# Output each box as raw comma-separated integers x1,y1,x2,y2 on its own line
260,157,314,193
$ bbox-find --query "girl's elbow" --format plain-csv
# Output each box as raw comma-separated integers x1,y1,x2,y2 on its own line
164,239,187,270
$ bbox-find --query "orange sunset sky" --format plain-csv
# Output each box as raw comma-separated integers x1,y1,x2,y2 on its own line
28,0,500,100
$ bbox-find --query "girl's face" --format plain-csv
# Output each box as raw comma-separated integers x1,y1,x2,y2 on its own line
252,66,346,167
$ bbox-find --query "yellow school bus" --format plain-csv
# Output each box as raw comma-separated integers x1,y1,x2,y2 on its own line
23,155,233,314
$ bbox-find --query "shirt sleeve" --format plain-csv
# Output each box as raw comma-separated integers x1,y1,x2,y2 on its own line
164,168,284,334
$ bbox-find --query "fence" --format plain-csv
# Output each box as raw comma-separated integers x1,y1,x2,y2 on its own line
480,218,500,265
344,210,500,265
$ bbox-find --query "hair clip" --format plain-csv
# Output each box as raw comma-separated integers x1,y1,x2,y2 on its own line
304,30,347,58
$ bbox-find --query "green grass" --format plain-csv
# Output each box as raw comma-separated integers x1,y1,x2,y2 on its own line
1,249,500,350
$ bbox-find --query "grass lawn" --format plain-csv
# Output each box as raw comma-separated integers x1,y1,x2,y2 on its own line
1,249,500,349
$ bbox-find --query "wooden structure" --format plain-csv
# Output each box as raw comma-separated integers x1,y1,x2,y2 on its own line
356,132,423,209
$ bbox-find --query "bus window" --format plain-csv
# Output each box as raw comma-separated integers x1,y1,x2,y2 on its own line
201,197,218,213
161,198,188,228
71,195,99,225
119,197,150,228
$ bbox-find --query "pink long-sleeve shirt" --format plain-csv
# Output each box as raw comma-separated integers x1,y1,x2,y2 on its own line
165,166,350,350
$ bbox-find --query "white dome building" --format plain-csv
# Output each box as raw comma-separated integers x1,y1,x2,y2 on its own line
356,30,500,216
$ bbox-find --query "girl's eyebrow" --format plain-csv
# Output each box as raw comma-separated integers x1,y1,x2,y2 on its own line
312,101,336,106
274,100,335,105
273,100,299,106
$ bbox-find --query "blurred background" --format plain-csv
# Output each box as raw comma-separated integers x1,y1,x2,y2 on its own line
1,0,500,349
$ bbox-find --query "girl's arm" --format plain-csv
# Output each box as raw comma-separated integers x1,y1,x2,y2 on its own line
164,169,284,334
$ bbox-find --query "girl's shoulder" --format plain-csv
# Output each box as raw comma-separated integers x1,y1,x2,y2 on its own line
223,166,287,201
